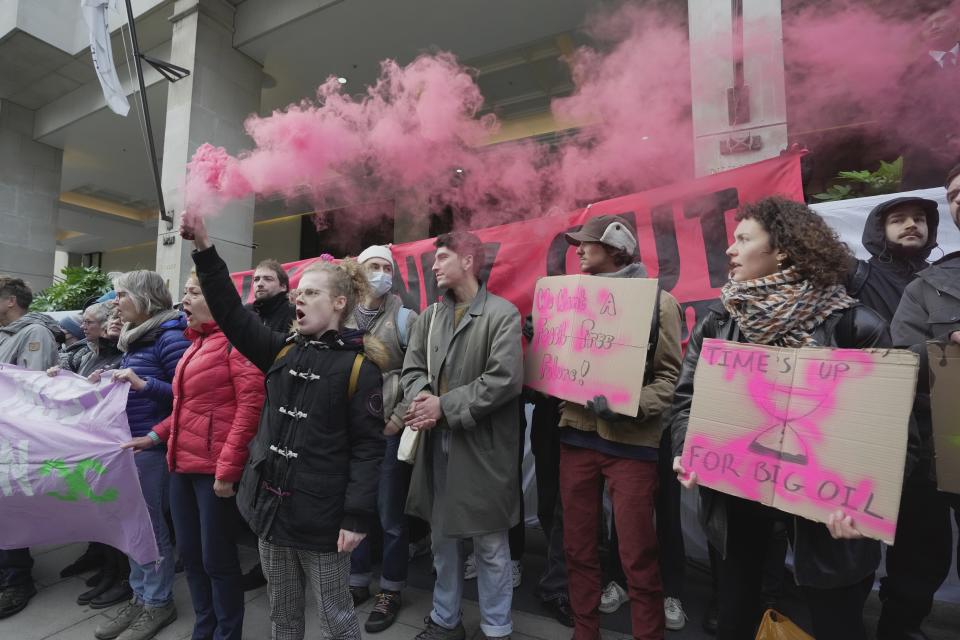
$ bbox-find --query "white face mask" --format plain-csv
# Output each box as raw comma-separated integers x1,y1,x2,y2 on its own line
367,271,393,297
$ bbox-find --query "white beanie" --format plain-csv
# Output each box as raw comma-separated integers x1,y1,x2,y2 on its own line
357,245,393,265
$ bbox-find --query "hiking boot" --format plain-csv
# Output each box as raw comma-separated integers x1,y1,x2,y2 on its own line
116,601,177,640
0,584,37,619
414,616,466,640
599,581,628,614
350,585,370,607
94,598,143,640
664,597,687,631
365,589,402,633
90,580,132,610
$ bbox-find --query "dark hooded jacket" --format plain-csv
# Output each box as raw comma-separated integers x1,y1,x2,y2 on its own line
845,197,939,323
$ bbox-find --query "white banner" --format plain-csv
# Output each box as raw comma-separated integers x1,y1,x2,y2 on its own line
81,0,130,117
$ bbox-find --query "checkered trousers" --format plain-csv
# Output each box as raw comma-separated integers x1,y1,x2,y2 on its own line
258,538,361,640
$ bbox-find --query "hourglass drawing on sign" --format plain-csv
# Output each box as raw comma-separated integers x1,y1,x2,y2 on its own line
744,364,840,466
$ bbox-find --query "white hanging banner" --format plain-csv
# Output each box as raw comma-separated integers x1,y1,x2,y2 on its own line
81,0,130,117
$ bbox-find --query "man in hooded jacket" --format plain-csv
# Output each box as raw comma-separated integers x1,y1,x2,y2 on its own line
0,276,63,619
846,196,940,323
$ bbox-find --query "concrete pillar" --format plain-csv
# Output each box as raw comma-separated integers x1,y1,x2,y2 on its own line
0,100,62,290
688,0,788,176
156,0,262,294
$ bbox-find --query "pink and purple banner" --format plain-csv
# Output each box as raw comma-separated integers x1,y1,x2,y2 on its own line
0,366,158,564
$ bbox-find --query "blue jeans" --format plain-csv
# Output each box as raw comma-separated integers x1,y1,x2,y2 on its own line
350,433,409,591
128,448,175,607
170,473,244,640
430,434,512,637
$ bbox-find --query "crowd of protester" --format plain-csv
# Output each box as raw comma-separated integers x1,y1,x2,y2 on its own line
0,165,958,640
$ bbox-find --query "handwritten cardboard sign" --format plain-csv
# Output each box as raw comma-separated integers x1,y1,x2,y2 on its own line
681,339,917,544
523,274,658,417
928,341,960,495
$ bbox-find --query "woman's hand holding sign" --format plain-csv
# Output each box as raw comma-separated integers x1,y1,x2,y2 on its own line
673,456,698,489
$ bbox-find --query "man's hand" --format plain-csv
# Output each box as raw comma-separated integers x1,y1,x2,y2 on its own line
404,391,442,431
113,368,147,391
87,369,105,384
950,330,960,345
46,365,61,377
121,435,157,452
384,417,402,436
826,510,864,540
585,395,625,422
179,212,210,250
337,529,366,553
213,479,236,498
673,456,699,489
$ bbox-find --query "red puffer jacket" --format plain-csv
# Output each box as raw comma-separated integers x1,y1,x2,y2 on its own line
152,322,265,482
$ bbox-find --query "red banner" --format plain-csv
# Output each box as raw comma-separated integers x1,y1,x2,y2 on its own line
231,153,803,339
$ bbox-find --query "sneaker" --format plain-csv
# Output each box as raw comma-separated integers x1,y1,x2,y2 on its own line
350,585,370,607
464,553,477,580
414,616,466,640
365,589,402,633
116,601,177,640
511,560,522,589
0,584,37,619
664,597,687,631
599,581,628,614
94,598,143,640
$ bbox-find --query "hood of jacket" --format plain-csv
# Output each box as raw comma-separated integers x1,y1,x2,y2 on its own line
862,197,939,264
1,312,66,343
594,262,649,279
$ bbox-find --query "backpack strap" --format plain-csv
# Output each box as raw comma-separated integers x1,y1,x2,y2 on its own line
397,306,413,350
348,353,365,399
643,282,662,386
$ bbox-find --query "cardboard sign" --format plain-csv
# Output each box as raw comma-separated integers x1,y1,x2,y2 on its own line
928,341,960,495
523,274,658,417
681,339,917,544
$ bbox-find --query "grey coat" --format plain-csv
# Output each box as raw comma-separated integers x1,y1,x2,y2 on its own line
891,252,960,482
400,283,523,538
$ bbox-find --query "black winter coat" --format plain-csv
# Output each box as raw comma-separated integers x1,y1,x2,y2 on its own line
194,246,386,552
669,302,892,589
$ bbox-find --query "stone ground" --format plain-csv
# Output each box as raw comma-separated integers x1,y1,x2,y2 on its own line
1,533,958,639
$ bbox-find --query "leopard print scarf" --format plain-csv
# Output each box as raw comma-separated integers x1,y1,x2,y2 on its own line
720,267,856,347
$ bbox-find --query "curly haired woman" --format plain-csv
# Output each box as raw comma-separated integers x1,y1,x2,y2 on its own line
669,197,891,640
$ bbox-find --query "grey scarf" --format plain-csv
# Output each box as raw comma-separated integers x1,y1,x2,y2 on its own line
118,309,181,353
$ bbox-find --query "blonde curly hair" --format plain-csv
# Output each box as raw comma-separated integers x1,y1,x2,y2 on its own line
302,258,371,328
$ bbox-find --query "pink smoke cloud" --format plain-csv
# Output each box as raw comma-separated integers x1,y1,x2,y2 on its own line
183,4,694,230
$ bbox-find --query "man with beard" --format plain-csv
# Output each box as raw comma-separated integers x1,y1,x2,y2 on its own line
244,259,295,334
846,196,940,323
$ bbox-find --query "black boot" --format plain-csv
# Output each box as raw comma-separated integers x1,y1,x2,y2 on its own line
60,543,105,578
89,548,132,610
77,567,115,606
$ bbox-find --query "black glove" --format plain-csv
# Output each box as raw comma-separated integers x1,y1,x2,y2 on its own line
586,395,627,422
522,314,535,344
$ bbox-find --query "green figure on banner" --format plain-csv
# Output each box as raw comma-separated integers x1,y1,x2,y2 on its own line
39,459,119,503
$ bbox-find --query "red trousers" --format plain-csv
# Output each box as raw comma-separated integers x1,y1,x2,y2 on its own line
560,444,664,640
